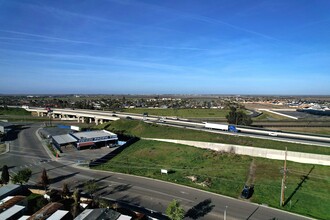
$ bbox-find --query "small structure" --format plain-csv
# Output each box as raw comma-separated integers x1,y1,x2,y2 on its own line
27,202,63,220
46,210,69,220
39,127,73,139
52,134,78,151
0,184,23,200
0,204,25,219
161,169,168,175
74,208,121,220
0,121,14,134
0,196,26,213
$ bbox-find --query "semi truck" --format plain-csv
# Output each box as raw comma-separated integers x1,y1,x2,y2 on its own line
204,123,238,132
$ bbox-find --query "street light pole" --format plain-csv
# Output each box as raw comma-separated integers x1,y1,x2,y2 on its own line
224,205,228,220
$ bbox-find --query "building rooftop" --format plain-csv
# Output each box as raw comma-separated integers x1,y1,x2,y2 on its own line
72,130,117,140
0,204,25,219
52,134,77,145
28,202,63,220
74,208,121,220
46,210,69,220
0,184,22,200
0,121,13,127
0,195,26,212
39,127,73,139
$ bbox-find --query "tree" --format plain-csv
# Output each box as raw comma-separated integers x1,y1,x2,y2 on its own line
226,106,252,126
166,199,185,220
72,188,81,218
1,165,10,184
11,168,32,185
84,179,98,199
39,168,49,190
73,188,80,204
61,182,70,198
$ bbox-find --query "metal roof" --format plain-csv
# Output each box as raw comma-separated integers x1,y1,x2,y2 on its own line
47,210,69,220
74,208,121,220
52,134,77,145
72,130,117,139
0,184,21,200
0,205,25,219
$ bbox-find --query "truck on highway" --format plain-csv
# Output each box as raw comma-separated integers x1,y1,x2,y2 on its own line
204,123,238,132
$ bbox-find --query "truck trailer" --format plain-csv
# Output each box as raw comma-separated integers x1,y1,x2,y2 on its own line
204,123,238,132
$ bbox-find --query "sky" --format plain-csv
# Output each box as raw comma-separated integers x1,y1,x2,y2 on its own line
0,0,330,95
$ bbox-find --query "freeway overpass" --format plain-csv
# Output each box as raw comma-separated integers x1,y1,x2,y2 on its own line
24,107,330,146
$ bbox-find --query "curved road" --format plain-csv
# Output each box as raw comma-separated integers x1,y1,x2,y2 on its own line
1,124,312,220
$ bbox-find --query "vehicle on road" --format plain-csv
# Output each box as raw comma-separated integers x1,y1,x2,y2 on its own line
204,123,238,132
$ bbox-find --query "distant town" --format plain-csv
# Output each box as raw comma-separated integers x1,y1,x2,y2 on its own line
1,94,329,112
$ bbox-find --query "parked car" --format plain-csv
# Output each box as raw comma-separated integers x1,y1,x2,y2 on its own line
241,184,254,199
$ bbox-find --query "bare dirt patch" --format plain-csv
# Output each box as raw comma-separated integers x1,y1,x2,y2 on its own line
246,159,256,185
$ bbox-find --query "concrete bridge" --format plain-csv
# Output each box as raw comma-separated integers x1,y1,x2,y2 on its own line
25,107,121,125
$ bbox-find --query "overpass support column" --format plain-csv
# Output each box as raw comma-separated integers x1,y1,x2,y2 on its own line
95,118,99,125
37,111,40,117
99,119,103,124
89,118,93,124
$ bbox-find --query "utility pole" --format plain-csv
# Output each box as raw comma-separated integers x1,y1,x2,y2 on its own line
224,205,228,220
280,147,288,206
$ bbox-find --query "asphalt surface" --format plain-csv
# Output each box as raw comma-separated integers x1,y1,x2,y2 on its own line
0,124,313,220
25,107,330,146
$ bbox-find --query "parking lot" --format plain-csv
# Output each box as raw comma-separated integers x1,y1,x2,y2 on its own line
59,145,119,164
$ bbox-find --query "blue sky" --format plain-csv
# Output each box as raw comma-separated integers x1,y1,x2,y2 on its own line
0,0,329,95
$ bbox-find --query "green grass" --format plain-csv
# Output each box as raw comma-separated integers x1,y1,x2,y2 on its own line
269,127,330,135
94,139,330,219
0,107,30,116
254,111,289,120
96,119,330,155
0,116,50,122
122,108,229,119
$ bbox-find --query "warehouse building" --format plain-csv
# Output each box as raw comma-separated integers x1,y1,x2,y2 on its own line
52,130,118,151
72,130,118,150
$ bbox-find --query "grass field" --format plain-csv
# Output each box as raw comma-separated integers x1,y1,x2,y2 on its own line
122,108,229,119
0,107,30,116
254,111,290,120
94,139,330,219
0,115,49,122
267,127,330,135
95,119,330,155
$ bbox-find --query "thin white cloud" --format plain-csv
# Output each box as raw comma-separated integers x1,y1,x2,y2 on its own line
0,30,99,45
108,0,280,41
133,44,209,51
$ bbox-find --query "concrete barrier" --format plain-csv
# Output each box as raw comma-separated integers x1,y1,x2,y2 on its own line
145,138,330,166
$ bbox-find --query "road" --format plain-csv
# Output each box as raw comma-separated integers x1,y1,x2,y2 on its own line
0,124,312,220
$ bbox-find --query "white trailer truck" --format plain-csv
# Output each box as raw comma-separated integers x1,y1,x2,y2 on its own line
204,123,229,131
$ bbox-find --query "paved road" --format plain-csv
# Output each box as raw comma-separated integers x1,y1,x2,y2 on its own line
0,124,312,220
25,107,330,146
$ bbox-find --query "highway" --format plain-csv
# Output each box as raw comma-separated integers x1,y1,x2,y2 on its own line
0,123,312,219
24,107,330,147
